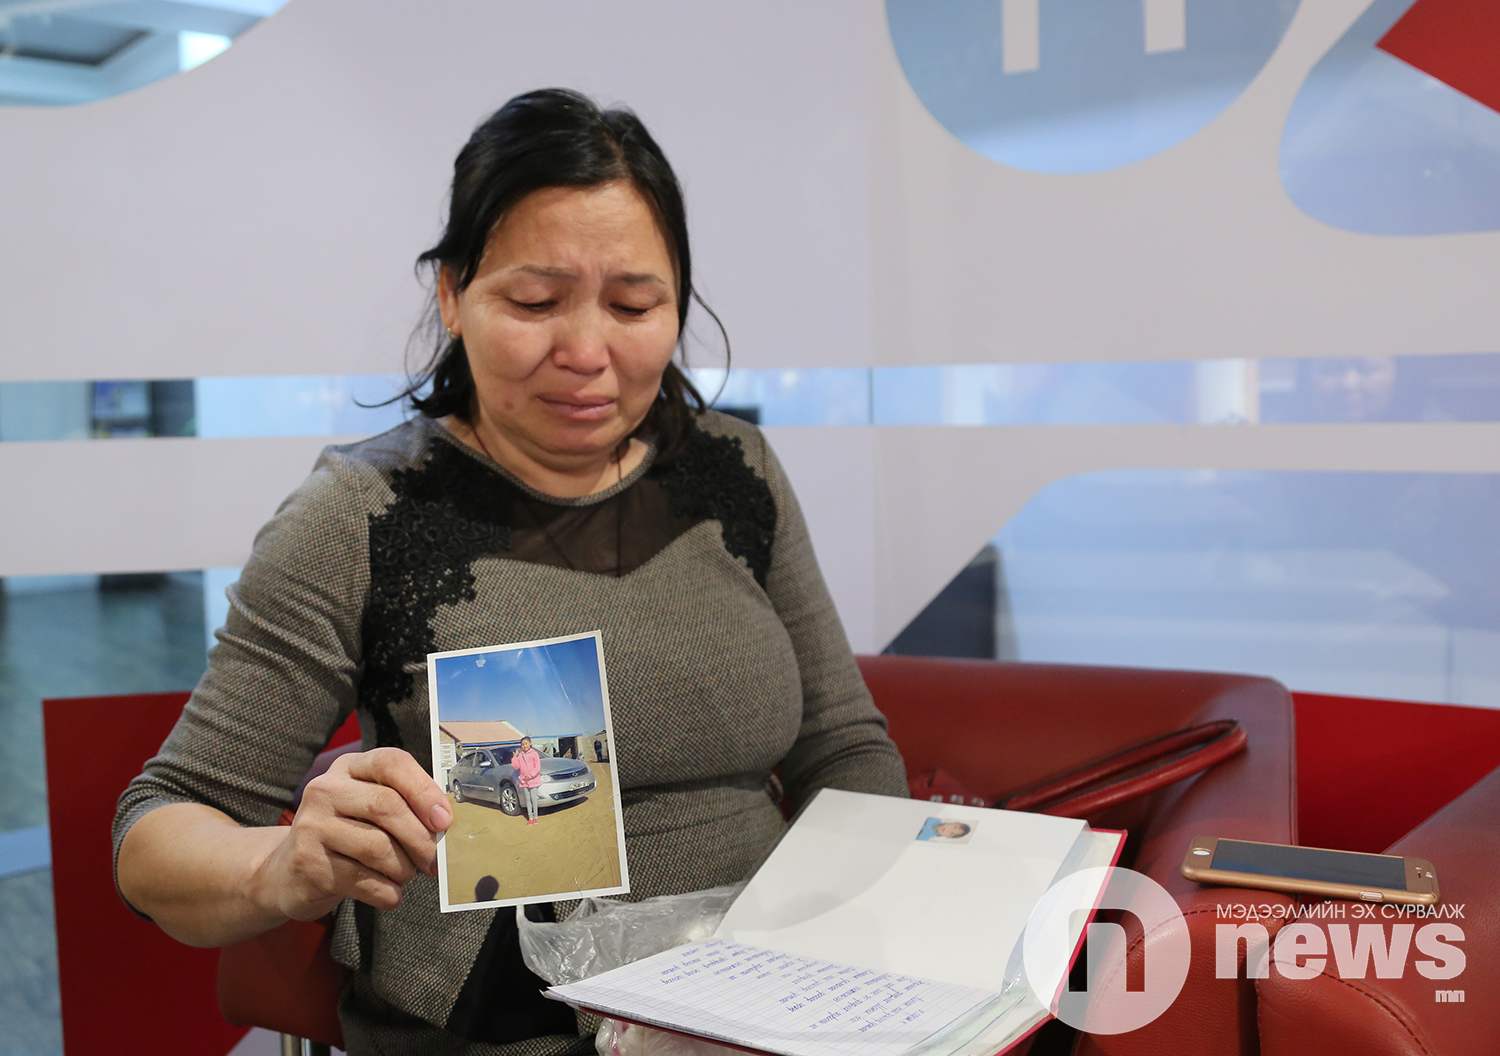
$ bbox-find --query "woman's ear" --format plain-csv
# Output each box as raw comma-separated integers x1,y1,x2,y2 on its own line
437,264,460,336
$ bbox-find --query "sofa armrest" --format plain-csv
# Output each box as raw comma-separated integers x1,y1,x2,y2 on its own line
1256,766,1500,1056
860,658,1286,799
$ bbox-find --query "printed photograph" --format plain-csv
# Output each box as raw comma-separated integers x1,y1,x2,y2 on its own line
916,817,975,844
426,631,628,911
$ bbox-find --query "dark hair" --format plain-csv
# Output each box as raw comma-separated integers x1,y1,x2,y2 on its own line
395,88,727,458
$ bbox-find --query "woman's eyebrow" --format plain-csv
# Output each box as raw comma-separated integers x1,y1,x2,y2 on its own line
507,264,667,288
509,264,574,279
613,272,668,288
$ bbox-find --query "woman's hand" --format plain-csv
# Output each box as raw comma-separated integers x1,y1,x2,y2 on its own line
250,747,452,921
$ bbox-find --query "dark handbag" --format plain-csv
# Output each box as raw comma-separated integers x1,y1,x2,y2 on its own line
995,718,1247,819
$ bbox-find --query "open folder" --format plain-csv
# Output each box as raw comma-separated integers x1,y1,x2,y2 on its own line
547,789,1124,1056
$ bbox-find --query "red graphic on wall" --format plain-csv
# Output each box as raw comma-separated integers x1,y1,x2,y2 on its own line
1379,0,1500,114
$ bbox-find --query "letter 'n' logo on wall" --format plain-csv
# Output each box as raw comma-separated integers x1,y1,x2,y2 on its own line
1000,0,1187,73
885,0,1301,172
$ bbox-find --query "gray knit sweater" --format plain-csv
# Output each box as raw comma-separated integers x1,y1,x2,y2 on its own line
113,409,908,1054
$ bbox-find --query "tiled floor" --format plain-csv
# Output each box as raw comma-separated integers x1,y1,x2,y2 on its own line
0,575,208,830
0,869,62,1053
0,576,208,1055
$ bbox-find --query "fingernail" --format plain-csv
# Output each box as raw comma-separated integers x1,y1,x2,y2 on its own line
431,803,452,829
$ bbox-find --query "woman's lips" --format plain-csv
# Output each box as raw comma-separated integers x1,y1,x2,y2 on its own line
539,395,616,421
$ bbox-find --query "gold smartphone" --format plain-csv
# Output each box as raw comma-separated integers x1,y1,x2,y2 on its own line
1181,836,1439,905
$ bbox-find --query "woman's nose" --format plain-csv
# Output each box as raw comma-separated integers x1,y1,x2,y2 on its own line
549,309,611,373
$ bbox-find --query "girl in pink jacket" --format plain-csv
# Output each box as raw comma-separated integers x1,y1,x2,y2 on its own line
513,737,543,825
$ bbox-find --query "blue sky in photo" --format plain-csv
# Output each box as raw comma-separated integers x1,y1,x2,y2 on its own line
432,636,606,737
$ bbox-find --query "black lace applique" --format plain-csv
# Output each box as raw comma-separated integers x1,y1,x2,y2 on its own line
361,443,513,748
656,422,777,587
358,420,774,746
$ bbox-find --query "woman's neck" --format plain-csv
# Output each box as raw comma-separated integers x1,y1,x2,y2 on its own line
442,416,647,499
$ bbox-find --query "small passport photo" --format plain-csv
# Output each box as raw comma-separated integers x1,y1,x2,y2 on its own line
426,631,629,912
916,817,976,844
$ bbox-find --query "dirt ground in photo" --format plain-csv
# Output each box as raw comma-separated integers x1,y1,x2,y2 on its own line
443,761,622,907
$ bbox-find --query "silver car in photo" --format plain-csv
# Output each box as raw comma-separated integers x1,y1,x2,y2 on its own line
447,746,597,816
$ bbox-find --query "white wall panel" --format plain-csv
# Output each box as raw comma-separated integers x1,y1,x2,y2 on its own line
6,0,1495,384
0,0,883,381
867,0,1500,368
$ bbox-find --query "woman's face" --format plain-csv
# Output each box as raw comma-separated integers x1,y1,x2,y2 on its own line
439,181,680,466
520,738,532,752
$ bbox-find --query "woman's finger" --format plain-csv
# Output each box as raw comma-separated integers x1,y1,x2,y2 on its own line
318,815,422,885
339,748,453,833
314,778,439,876
327,850,404,911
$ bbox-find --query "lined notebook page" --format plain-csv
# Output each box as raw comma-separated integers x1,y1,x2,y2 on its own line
548,939,1000,1056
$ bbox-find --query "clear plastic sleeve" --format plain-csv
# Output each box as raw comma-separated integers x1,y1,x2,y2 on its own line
516,885,746,1056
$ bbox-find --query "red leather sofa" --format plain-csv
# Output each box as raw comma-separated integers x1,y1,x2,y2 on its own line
1255,764,1498,1056
219,655,1300,1055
